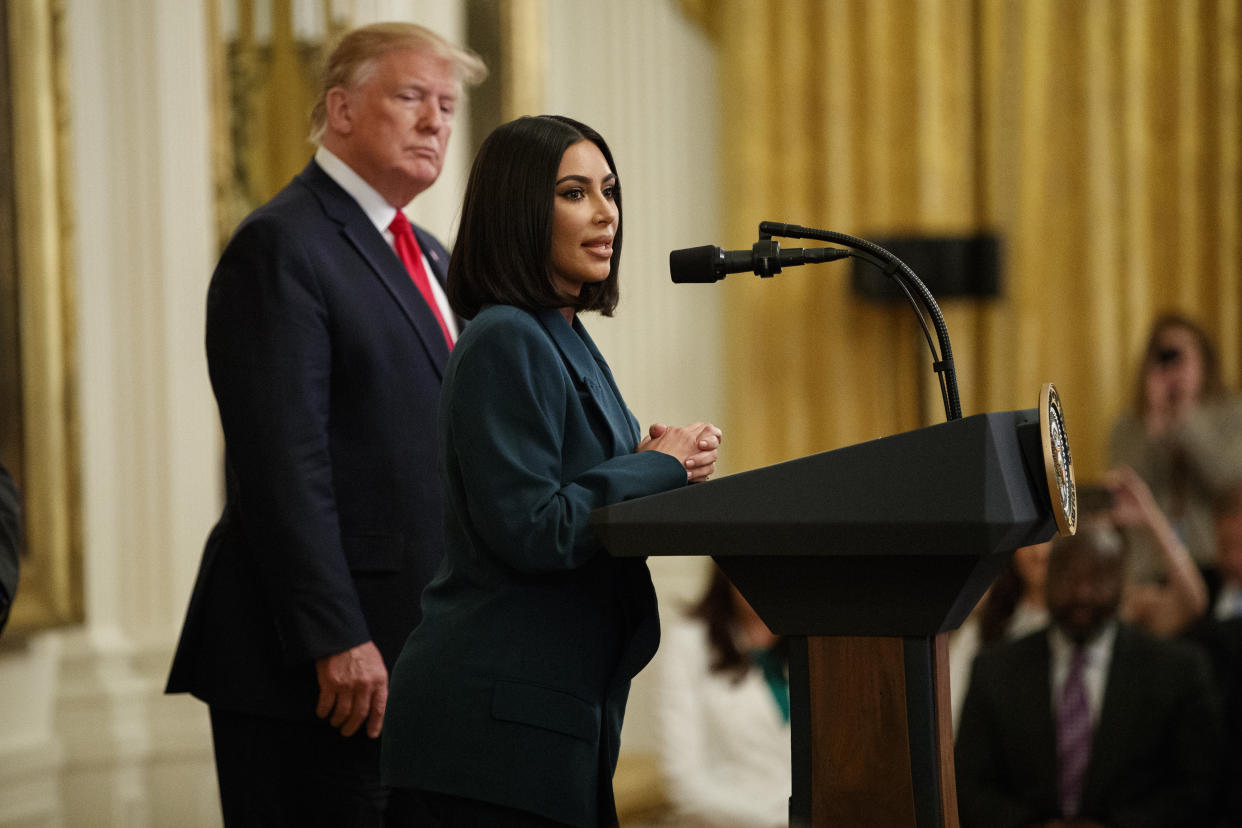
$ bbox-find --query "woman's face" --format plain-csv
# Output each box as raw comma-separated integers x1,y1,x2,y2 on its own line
549,140,618,299
1146,324,1206,402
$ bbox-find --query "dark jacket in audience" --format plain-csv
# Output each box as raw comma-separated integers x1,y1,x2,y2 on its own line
1185,615,1242,826
955,623,1222,828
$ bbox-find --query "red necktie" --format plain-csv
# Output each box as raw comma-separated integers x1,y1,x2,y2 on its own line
388,213,454,350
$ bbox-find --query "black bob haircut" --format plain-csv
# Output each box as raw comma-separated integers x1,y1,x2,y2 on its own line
447,115,622,320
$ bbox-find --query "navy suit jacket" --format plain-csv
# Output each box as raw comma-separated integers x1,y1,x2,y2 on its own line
168,160,454,719
955,624,1222,828
380,305,688,827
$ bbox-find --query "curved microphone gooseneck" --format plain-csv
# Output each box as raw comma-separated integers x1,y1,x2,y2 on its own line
757,221,962,422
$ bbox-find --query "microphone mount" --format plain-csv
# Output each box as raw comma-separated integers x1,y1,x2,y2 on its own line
669,240,851,283
748,239,852,278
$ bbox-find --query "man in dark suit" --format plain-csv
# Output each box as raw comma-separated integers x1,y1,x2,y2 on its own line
1184,481,1242,824
166,22,485,826
955,523,1222,828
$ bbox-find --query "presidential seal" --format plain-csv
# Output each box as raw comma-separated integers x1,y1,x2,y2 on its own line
1039,382,1076,536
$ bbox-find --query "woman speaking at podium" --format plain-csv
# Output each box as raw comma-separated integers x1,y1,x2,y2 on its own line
381,114,722,827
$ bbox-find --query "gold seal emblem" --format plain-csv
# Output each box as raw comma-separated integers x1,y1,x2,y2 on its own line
1040,383,1076,536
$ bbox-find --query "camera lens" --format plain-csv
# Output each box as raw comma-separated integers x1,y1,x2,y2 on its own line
1154,346,1182,365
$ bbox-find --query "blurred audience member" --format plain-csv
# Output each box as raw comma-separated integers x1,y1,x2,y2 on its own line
1181,481,1242,825
656,565,790,828
952,466,1206,732
0,462,19,635
1107,465,1209,637
1110,313,1242,581
955,523,1221,828
1184,480,1242,673
1198,610,1242,827
1207,481,1242,622
1220,618,1242,826
951,542,1050,728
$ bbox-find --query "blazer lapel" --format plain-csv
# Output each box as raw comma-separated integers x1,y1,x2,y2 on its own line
300,162,450,373
535,309,637,456
574,318,640,442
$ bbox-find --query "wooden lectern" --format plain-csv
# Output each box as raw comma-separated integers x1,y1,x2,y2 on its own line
592,402,1072,827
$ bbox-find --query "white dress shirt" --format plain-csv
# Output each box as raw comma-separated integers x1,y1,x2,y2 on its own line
1214,582,1242,620
655,614,791,828
314,145,458,340
1048,621,1117,727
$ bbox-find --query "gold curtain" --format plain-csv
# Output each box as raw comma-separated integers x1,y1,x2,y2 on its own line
698,0,1241,481
209,0,346,243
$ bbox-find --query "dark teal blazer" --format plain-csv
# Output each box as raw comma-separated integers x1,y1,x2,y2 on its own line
381,305,687,827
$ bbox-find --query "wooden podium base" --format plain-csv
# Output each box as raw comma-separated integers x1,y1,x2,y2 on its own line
590,407,1063,826
788,633,959,828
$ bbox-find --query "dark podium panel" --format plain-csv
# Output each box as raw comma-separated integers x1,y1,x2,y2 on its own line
593,408,1061,827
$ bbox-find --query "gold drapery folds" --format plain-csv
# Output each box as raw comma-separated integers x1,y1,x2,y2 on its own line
209,0,347,243
693,0,1240,480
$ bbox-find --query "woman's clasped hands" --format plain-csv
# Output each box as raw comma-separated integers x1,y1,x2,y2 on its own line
638,422,723,483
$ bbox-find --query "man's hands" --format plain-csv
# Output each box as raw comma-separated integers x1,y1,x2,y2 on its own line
638,421,723,483
315,641,387,738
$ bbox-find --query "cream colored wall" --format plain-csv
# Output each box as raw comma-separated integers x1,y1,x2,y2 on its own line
536,0,723,756
0,1,721,825
0,0,225,824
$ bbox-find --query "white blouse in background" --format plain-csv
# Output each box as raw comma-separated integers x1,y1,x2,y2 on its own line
654,614,791,828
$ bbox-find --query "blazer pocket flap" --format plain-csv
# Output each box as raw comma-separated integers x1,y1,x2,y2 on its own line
491,679,598,743
341,534,403,573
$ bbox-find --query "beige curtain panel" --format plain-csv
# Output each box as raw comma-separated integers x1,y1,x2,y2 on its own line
690,0,1241,481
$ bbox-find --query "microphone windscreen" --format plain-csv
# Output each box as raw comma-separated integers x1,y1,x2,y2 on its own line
669,246,721,283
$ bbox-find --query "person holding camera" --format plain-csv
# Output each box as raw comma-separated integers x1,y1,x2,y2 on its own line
1110,313,1242,583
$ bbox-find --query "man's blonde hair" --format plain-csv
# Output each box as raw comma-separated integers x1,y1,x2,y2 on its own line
308,22,487,144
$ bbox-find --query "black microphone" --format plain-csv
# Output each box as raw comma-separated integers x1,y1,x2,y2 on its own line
669,239,850,283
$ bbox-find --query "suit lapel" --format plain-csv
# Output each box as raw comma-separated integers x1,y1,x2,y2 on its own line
535,309,637,456
1026,634,1062,812
1080,625,1133,813
413,224,467,337
413,224,448,284
299,162,450,373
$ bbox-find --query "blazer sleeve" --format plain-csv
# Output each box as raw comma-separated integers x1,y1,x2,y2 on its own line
444,315,686,574
205,215,369,663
